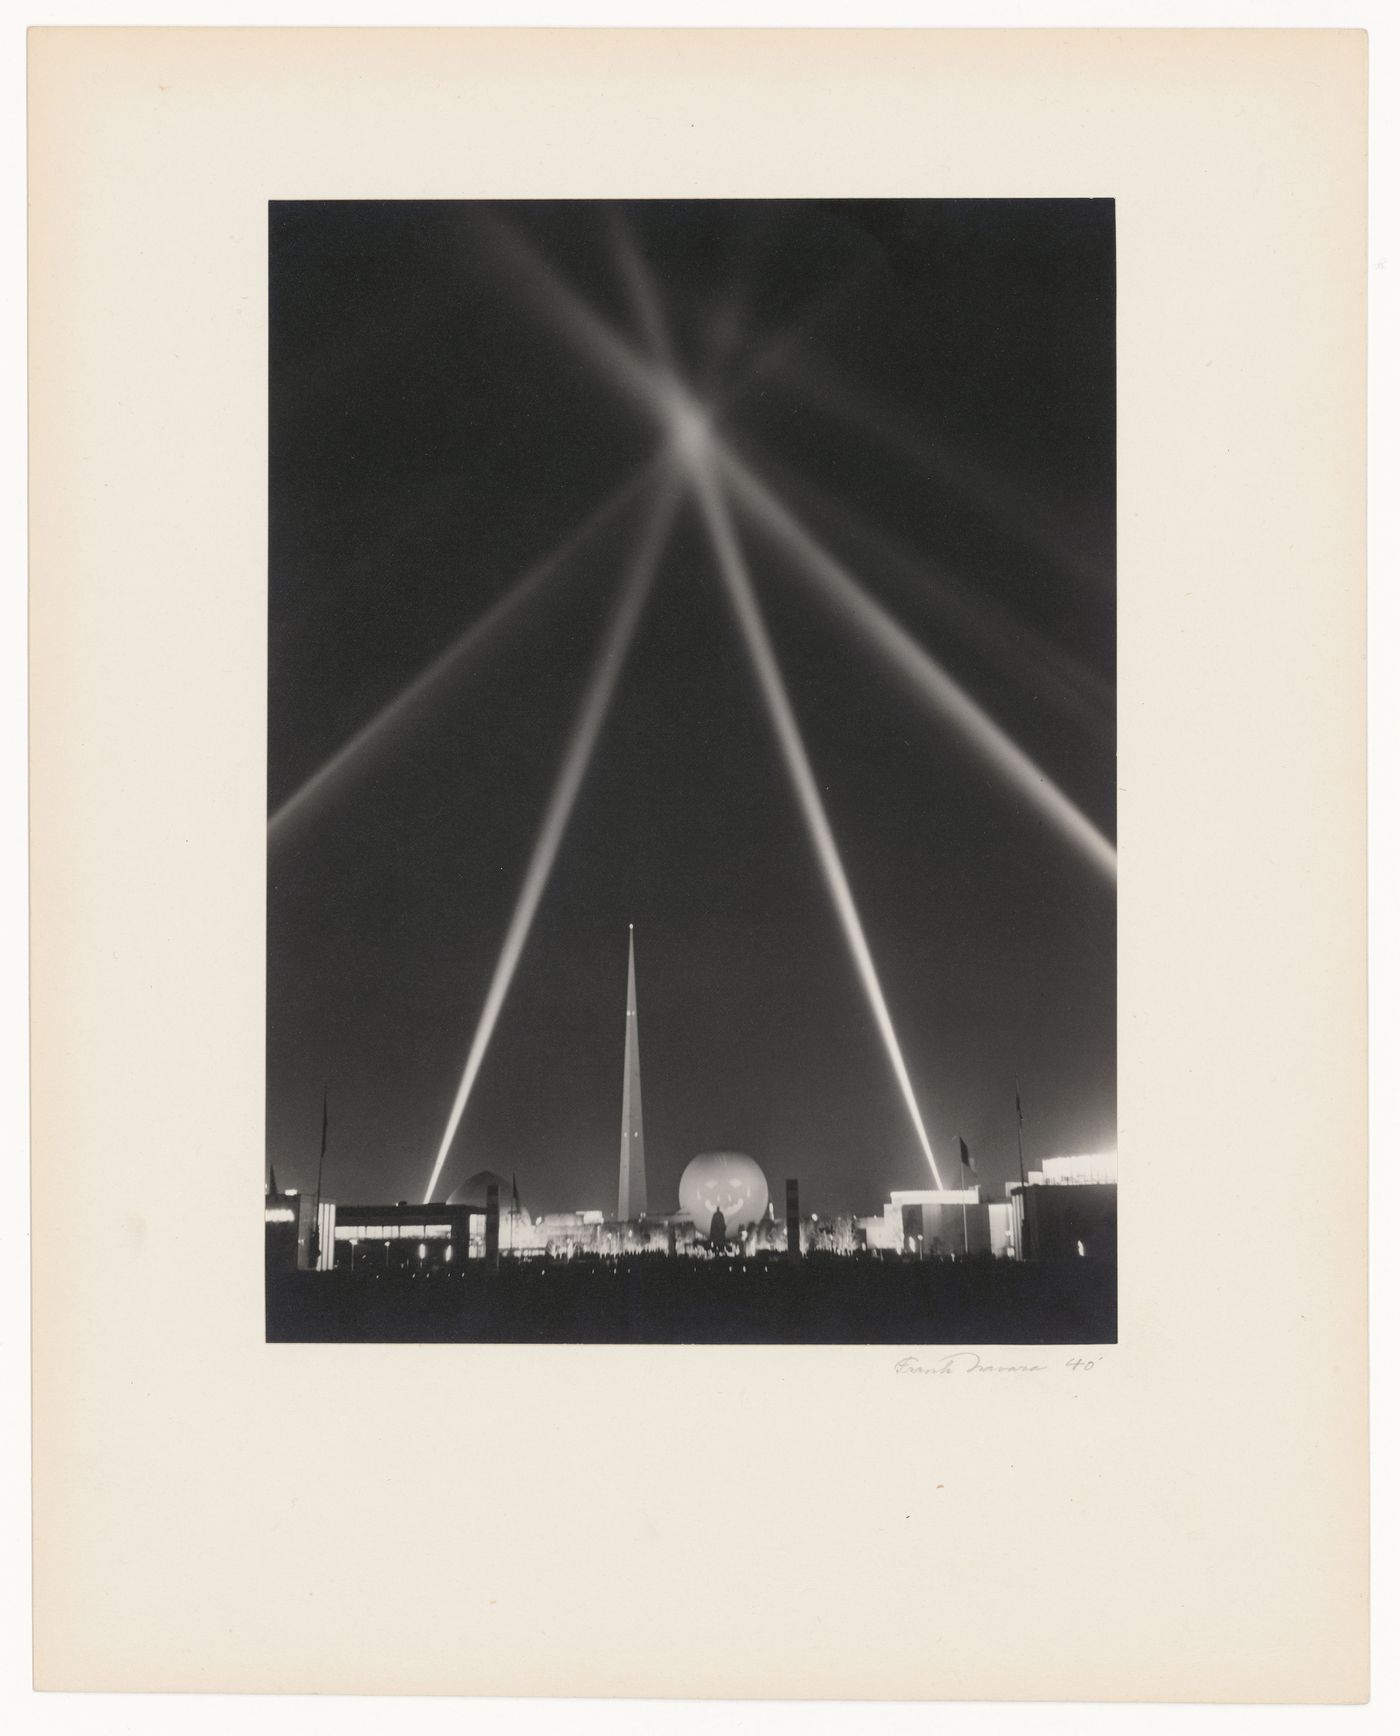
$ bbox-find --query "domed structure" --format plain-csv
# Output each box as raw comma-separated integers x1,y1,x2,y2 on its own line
447,1169,518,1212
678,1152,769,1238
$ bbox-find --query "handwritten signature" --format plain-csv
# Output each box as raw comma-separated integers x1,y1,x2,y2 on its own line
894,1351,1058,1375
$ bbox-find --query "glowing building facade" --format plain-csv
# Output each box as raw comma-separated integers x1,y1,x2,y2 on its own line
883,1187,991,1258
272,1142,1117,1271
327,1202,472,1271
1007,1158,1118,1262
264,1184,337,1272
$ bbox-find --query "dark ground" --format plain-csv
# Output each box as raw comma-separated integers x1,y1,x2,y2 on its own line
265,1252,1116,1344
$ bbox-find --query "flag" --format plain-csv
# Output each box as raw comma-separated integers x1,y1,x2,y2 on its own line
1015,1089,1023,1124
268,1164,279,1198
958,1136,975,1177
512,1173,521,1212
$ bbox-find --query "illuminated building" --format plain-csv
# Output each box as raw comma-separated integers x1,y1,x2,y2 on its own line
855,1211,901,1253
447,1167,531,1243
451,1170,532,1258
516,1211,693,1259
1007,1159,1118,1256
850,1151,1118,1261
739,1200,786,1257
859,1189,1005,1258
986,1202,1016,1258
796,1213,860,1256
264,1180,335,1272
1038,1152,1118,1186
264,1186,305,1271
270,1140,1117,1272
617,925,647,1220
881,1187,992,1258
448,1167,515,1209
1006,1152,1117,1260
327,1202,473,1270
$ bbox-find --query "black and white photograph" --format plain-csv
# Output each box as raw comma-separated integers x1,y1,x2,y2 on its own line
265,197,1117,1345
26,21,1378,1707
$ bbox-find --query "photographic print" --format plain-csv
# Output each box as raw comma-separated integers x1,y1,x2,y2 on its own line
265,198,1117,1344
32,28,1369,1699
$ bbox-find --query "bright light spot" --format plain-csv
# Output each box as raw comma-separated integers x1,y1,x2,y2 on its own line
421,482,679,1203
486,217,717,486
417,1243,427,1260
662,387,711,470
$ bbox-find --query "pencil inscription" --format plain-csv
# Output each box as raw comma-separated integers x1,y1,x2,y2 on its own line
894,1352,1052,1375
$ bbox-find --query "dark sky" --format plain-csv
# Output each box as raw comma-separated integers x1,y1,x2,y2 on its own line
267,199,1115,1218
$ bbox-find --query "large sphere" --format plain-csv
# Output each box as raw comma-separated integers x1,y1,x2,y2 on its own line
678,1151,769,1237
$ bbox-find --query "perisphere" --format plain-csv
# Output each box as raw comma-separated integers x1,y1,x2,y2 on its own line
678,1151,770,1237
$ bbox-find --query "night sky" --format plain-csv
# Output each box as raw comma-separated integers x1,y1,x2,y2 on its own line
267,199,1115,1218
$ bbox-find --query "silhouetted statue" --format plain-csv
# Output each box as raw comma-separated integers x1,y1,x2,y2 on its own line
709,1208,727,1248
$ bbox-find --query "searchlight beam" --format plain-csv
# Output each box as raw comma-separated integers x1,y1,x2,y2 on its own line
268,466,653,847
717,452,1118,884
688,451,945,1189
421,480,680,1204
484,217,1116,883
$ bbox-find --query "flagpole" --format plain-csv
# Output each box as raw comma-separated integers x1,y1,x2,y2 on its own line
958,1137,970,1256
313,1085,328,1272
1013,1086,1028,1263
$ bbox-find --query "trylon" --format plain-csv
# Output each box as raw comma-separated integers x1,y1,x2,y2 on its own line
617,925,647,1220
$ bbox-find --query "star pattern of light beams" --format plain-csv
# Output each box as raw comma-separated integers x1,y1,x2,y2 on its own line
430,216,1116,1182
479,214,1117,883
277,206,1115,1204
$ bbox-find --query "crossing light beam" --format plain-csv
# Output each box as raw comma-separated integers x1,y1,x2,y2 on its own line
484,216,1116,883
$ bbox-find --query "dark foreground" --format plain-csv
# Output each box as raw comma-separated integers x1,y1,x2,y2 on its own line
266,1253,1116,1344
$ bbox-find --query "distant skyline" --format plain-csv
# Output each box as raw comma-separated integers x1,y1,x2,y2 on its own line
267,199,1115,1218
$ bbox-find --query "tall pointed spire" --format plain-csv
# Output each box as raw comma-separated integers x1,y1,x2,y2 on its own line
617,924,647,1220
